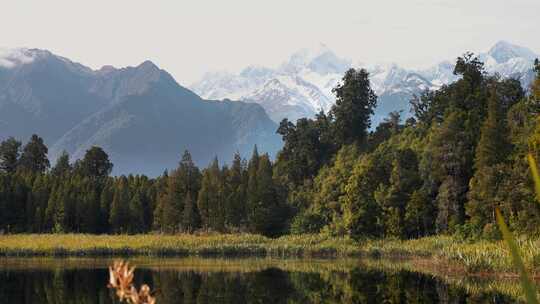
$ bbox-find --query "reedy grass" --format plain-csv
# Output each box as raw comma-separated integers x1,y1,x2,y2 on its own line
1,233,540,276
0,233,359,258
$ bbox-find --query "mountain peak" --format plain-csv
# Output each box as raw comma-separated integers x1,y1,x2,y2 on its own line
288,43,333,65
98,65,117,74
138,60,160,71
282,43,350,75
0,47,41,68
487,40,537,63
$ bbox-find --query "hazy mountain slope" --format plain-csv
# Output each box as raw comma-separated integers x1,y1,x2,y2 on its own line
0,49,109,144
0,49,281,175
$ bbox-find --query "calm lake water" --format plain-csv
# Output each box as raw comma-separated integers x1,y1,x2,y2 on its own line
0,257,522,303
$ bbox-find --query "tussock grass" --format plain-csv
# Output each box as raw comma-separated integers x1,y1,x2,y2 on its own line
0,233,359,258
1,233,540,275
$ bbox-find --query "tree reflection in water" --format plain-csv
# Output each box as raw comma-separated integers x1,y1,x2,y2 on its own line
0,259,519,304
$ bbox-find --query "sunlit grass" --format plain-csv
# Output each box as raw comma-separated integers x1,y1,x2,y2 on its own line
0,233,539,275
0,233,360,257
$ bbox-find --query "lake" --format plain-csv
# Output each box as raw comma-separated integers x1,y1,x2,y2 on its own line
0,257,522,303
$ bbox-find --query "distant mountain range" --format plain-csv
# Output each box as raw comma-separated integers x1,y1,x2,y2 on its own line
0,41,536,176
0,49,282,175
191,41,538,126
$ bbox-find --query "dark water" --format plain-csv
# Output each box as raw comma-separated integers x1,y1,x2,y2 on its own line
0,258,520,304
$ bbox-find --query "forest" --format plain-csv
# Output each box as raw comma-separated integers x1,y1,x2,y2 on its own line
1,53,539,240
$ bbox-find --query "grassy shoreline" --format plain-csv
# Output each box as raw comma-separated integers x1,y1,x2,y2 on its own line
1,234,539,274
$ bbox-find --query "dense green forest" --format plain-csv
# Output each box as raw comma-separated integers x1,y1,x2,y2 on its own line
1,53,539,239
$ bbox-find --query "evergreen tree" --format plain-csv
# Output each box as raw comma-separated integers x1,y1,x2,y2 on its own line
251,154,280,236
205,158,225,231
467,87,512,234
79,177,99,233
182,192,200,233
77,146,113,178
99,179,114,233
161,173,183,233
0,137,21,174
128,191,145,233
109,177,130,233
176,150,201,199
30,175,50,232
225,152,246,228
51,151,72,177
246,147,260,230
19,134,50,173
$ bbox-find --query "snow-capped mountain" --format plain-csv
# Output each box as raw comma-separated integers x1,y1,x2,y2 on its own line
191,41,538,126
191,44,344,122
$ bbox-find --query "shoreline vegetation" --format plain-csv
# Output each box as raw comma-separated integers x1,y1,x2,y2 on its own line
1,233,539,276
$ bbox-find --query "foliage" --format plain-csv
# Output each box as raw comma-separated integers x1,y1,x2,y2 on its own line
1,54,540,243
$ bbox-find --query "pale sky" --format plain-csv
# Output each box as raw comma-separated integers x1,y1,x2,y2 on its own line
1,0,539,84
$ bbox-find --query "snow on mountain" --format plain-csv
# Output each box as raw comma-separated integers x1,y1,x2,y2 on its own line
483,41,537,64
191,41,538,126
418,60,459,87
0,48,38,68
192,43,346,122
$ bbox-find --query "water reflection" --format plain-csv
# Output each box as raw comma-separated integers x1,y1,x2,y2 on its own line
0,258,520,303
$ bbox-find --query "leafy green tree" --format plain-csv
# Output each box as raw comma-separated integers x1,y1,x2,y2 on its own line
294,145,359,233
467,88,512,234
375,149,422,239
430,111,473,233
342,155,385,239
330,68,377,146
276,112,335,186
453,52,485,90
405,189,436,238
367,111,403,151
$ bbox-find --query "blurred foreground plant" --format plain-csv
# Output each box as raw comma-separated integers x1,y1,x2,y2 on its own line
108,260,156,304
495,153,540,304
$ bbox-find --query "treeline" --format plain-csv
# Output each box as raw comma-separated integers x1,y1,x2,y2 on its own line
283,55,540,239
0,139,287,235
1,54,539,239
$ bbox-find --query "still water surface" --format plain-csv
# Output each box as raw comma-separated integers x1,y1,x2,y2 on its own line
0,257,521,303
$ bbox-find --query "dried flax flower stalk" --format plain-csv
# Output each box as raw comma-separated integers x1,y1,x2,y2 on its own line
108,260,156,304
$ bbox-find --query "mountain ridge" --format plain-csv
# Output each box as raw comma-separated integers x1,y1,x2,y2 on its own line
191,40,538,126
0,48,282,176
